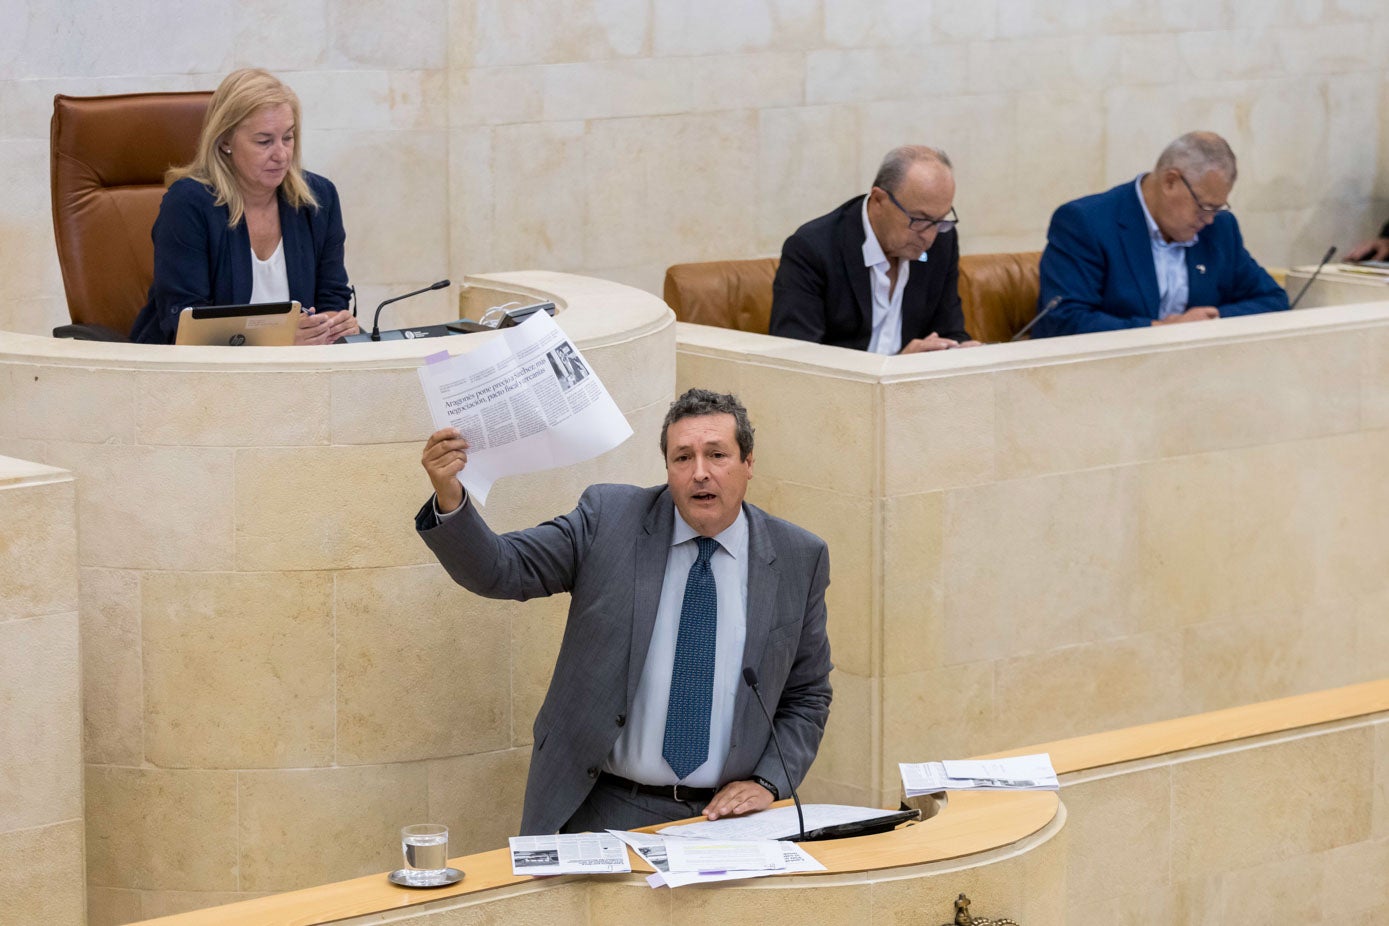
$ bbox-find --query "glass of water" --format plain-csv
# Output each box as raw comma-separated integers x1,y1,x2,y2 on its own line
400,824,449,884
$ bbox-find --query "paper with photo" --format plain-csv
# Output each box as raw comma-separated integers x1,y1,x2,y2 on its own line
418,311,632,505
508,833,631,876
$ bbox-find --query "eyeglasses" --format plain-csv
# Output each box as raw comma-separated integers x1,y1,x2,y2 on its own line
1177,173,1231,215
882,188,959,233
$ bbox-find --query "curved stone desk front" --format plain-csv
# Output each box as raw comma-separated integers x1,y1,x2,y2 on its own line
0,272,674,917
135,789,1065,925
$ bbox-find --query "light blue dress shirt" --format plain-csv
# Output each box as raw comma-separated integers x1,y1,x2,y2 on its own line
605,506,749,786
1134,174,1197,319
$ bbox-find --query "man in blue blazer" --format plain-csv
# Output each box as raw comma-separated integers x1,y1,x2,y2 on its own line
1033,131,1287,338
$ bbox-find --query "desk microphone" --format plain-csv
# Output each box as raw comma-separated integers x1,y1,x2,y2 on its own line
370,279,451,341
1011,295,1062,342
1287,246,1337,311
742,666,806,842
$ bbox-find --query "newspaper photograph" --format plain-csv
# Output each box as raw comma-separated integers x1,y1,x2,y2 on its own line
508,833,631,876
417,311,633,505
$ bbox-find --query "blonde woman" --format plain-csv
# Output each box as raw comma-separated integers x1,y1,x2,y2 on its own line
130,69,358,344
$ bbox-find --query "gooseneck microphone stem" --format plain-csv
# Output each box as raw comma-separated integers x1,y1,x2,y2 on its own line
1287,246,1337,312
370,279,451,341
1011,295,1062,342
742,666,806,842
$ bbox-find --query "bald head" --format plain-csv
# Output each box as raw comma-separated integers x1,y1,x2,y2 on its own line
1155,131,1237,184
872,145,953,194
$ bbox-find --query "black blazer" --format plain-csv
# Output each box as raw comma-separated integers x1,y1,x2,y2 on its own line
769,196,969,350
129,172,351,344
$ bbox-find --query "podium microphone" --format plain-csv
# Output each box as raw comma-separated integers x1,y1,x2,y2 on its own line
1287,246,1337,311
371,279,451,341
742,666,806,842
1011,295,1062,342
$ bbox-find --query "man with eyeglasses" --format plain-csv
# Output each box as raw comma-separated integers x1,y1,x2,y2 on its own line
1032,131,1287,338
770,145,979,353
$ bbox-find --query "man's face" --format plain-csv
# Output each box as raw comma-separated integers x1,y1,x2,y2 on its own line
867,160,956,261
665,413,753,538
1151,167,1232,244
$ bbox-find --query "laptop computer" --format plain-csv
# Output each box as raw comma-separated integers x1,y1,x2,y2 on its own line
174,301,302,346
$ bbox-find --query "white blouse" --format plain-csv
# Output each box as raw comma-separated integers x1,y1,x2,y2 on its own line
249,239,290,304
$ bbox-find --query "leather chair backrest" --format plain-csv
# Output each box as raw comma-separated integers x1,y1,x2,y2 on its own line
958,251,1042,343
663,258,779,334
50,92,212,335
664,250,1043,343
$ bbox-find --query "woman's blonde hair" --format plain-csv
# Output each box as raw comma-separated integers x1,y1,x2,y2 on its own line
168,68,318,227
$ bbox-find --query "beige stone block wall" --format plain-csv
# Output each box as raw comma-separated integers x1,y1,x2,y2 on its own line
0,457,85,925
2,3,1386,335
0,274,672,923
679,299,1389,805
1060,717,1389,924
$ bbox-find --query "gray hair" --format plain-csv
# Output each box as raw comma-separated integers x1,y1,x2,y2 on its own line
660,388,755,461
872,145,953,194
1154,131,1237,183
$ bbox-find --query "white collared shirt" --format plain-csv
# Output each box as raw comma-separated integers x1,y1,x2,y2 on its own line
1134,174,1196,320
605,505,750,786
861,195,921,355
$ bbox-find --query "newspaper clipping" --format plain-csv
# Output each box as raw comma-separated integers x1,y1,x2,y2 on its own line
418,311,633,505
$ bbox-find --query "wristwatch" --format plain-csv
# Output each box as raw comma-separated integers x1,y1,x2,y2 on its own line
752,775,779,800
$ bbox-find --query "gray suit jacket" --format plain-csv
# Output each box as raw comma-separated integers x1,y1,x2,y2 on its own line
416,483,834,835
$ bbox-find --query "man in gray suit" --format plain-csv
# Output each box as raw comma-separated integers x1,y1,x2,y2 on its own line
417,388,833,834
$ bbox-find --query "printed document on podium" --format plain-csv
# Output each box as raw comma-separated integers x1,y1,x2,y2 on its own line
418,311,632,505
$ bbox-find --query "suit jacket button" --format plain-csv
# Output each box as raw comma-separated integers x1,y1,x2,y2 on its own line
587,766,599,779
616,713,626,727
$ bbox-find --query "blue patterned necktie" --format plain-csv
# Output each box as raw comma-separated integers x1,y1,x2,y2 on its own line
662,536,720,781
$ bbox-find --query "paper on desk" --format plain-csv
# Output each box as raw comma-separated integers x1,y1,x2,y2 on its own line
655,842,824,888
609,830,824,888
417,311,632,505
508,833,631,876
664,839,784,873
900,753,1059,796
607,830,668,871
657,803,892,841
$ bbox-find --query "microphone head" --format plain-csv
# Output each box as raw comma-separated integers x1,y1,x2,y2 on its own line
1323,246,1337,263
742,667,759,688
430,279,451,290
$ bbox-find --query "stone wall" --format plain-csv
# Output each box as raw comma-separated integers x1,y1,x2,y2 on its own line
677,297,1389,807
2,1,1386,334
0,456,85,924
0,272,673,924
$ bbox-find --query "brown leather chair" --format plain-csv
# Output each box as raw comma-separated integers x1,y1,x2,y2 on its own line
958,251,1042,343
663,258,779,335
663,250,1043,343
50,91,211,339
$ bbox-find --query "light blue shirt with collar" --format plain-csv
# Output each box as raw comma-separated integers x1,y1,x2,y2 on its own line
1134,174,1197,320
604,504,750,787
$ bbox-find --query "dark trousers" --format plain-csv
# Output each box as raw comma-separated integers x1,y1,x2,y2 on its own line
560,776,710,833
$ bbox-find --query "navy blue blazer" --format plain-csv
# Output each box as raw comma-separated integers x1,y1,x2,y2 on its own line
770,196,970,350
129,171,351,344
1033,180,1287,338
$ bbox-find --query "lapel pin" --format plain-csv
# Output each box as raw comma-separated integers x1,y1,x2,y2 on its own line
1196,264,1206,274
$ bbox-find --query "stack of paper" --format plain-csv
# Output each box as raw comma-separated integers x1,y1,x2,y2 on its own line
609,830,825,889
900,753,1059,797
